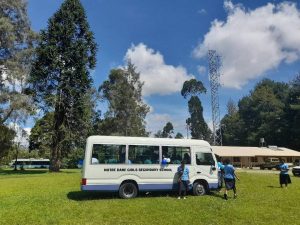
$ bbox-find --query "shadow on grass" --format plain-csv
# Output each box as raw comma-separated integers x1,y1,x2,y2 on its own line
0,169,48,175
210,191,226,200
67,191,119,201
58,170,80,174
68,190,186,201
267,185,282,188
68,190,220,201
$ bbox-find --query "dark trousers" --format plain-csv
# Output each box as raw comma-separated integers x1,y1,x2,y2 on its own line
178,180,189,197
218,171,224,188
280,174,291,186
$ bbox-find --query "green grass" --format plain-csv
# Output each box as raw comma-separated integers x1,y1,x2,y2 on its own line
1,169,300,225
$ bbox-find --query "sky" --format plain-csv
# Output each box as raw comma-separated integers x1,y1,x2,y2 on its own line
26,0,300,136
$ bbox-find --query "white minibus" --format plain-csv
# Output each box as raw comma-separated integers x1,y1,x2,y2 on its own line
81,136,219,198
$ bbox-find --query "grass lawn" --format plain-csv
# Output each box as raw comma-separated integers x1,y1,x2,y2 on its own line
0,169,300,225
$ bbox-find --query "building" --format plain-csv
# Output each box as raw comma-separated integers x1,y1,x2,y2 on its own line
212,146,300,168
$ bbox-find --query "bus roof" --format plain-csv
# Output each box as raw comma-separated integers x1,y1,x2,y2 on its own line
87,135,211,147
12,158,50,162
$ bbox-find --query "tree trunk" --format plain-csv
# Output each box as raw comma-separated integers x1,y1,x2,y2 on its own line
49,94,64,172
50,147,61,172
14,145,19,171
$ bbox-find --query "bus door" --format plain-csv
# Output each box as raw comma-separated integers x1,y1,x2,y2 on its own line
193,149,218,180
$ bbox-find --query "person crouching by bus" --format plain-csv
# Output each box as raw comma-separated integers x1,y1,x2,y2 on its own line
279,159,291,188
177,160,190,199
223,159,239,200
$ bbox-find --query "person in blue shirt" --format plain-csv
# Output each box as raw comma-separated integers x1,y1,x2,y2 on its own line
177,160,190,199
279,159,291,188
223,159,239,200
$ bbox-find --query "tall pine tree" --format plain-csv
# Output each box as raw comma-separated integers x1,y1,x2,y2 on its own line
29,0,97,171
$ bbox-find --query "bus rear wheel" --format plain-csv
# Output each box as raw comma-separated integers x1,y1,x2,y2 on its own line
119,182,138,199
193,182,207,196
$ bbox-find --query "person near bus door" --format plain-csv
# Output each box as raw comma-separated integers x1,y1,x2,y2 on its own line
223,159,239,200
177,160,190,199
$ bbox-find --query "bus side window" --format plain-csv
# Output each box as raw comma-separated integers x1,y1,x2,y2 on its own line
162,146,191,164
91,144,126,164
128,145,159,164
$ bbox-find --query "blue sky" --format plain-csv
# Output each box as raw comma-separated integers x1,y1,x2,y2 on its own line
27,0,300,136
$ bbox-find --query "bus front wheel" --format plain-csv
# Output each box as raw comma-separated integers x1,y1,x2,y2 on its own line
119,182,138,199
193,182,207,196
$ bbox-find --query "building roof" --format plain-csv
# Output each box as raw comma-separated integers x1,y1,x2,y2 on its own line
212,146,300,157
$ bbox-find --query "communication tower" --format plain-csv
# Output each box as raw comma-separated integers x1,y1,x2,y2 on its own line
208,50,222,146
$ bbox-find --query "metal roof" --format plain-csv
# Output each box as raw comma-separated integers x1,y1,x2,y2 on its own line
212,146,300,157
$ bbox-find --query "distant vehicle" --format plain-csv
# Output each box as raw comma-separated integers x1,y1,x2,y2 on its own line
292,166,300,176
9,158,50,169
81,136,219,199
259,157,280,170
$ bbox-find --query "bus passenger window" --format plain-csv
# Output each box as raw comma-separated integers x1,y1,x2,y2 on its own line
92,144,126,164
92,154,99,164
162,146,191,164
128,145,159,164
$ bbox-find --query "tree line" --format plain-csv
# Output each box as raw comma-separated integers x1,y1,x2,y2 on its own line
221,77,300,150
0,0,299,171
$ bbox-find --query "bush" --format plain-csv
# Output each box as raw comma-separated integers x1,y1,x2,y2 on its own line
61,148,84,169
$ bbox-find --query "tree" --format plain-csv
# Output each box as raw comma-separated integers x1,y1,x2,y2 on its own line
154,130,162,138
221,110,244,146
0,0,37,124
238,79,289,146
226,98,238,116
287,75,300,149
162,122,174,138
181,79,210,141
188,96,211,140
29,112,54,158
29,0,97,171
0,124,15,159
220,78,300,149
221,99,244,145
155,122,174,138
181,79,206,98
221,79,290,147
99,62,150,136
175,132,184,139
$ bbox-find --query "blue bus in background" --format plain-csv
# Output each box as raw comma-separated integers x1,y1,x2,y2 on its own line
9,158,50,169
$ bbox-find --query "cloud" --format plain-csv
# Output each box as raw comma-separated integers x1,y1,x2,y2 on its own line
8,123,30,148
197,9,207,15
24,127,32,136
125,43,194,96
197,66,206,75
146,113,172,134
207,119,213,131
1,66,23,92
146,112,188,137
193,1,300,89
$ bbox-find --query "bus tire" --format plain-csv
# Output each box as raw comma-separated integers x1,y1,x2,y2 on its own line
119,182,138,199
193,181,207,196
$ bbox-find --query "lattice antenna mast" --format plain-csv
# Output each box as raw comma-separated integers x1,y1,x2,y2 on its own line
208,50,222,146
